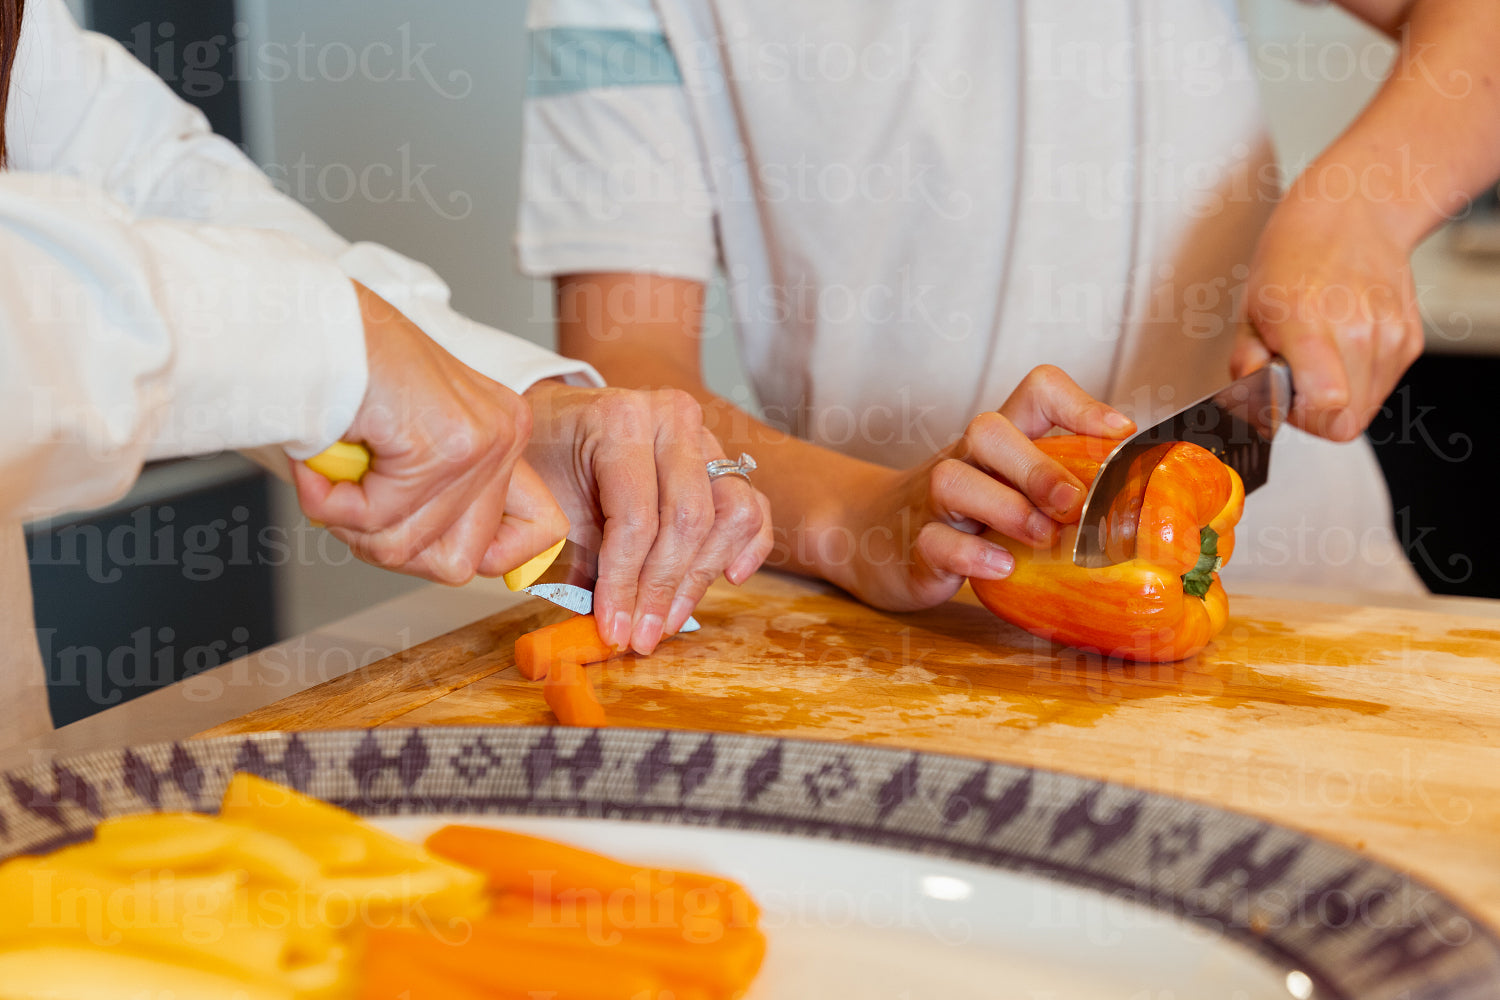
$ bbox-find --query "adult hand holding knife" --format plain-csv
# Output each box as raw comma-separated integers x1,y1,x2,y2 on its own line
299,285,773,654
294,282,570,586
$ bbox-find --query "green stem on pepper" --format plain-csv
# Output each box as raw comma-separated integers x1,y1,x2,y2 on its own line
1181,527,1222,598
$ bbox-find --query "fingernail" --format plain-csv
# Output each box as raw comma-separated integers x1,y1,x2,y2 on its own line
631,614,664,655
610,611,632,652
1027,510,1056,544
1105,410,1133,431
666,595,696,635
979,543,1015,578
1048,482,1083,515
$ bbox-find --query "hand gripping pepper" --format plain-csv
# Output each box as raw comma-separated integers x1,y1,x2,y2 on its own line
970,434,1245,662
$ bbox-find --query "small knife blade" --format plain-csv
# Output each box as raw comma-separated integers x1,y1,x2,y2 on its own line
1072,358,1294,568
523,539,701,633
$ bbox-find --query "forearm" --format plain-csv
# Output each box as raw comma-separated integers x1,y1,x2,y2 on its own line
555,275,890,590
1311,0,1500,245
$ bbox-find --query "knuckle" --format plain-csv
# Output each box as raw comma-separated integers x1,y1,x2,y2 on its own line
1339,323,1376,351
913,521,949,563
963,411,1005,445
440,426,486,468
639,579,677,609
361,532,414,570
721,494,764,537
1023,459,1058,502
506,401,533,449
615,514,660,555
606,392,652,442
667,389,704,426
432,557,475,587
666,493,714,540
1031,364,1065,387
929,458,970,501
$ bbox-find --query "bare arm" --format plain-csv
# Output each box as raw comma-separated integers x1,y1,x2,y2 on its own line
1239,0,1500,438
557,273,1135,611
1325,0,1500,237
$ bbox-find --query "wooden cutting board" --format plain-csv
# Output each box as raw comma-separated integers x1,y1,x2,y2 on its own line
201,571,1500,934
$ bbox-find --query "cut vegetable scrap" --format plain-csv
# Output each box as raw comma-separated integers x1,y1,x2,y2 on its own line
514,611,617,681
543,657,608,726
513,612,619,726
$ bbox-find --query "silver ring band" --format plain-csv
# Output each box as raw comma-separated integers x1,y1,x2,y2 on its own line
706,452,757,485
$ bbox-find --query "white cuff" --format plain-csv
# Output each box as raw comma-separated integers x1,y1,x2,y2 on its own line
336,241,602,393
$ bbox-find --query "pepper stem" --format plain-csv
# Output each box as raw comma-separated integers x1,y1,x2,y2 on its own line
1181,527,1221,598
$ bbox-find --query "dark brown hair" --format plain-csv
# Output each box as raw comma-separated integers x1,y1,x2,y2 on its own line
0,0,23,166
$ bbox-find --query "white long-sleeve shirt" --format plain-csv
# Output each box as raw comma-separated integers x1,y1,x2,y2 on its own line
0,0,599,751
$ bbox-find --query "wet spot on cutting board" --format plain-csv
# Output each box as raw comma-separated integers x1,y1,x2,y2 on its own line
1445,628,1500,644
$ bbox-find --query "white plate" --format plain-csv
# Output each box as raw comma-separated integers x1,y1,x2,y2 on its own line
2,727,1495,999
378,815,1302,1000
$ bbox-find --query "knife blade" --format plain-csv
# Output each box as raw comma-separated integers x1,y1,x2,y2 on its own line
523,539,702,633
1072,357,1294,568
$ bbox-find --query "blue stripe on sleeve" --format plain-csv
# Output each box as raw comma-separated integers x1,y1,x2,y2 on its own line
527,27,683,98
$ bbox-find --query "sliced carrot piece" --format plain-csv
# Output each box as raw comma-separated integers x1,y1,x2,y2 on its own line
425,825,760,926
515,613,616,681
543,658,608,726
364,923,667,1000
356,944,494,1000
474,901,766,993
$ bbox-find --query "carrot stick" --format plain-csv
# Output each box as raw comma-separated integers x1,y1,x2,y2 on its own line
489,881,761,942
543,658,608,726
426,824,641,896
425,826,760,926
356,943,495,1000
364,923,668,1000
515,614,616,680
473,902,766,993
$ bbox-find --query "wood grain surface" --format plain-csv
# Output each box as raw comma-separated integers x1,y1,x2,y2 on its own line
203,570,1500,934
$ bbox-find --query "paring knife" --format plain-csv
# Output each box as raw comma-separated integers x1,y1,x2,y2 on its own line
519,539,702,633
304,444,702,631
1072,358,1294,568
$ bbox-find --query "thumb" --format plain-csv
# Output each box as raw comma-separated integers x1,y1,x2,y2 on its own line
478,460,570,578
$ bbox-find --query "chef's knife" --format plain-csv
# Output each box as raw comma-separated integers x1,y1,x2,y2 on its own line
522,539,702,633
1072,358,1294,568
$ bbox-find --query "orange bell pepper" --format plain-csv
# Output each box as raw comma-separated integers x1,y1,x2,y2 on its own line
970,434,1245,662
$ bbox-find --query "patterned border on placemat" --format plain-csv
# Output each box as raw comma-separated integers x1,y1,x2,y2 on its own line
1,727,1495,999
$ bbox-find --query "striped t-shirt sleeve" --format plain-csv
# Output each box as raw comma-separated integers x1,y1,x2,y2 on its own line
516,0,718,283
